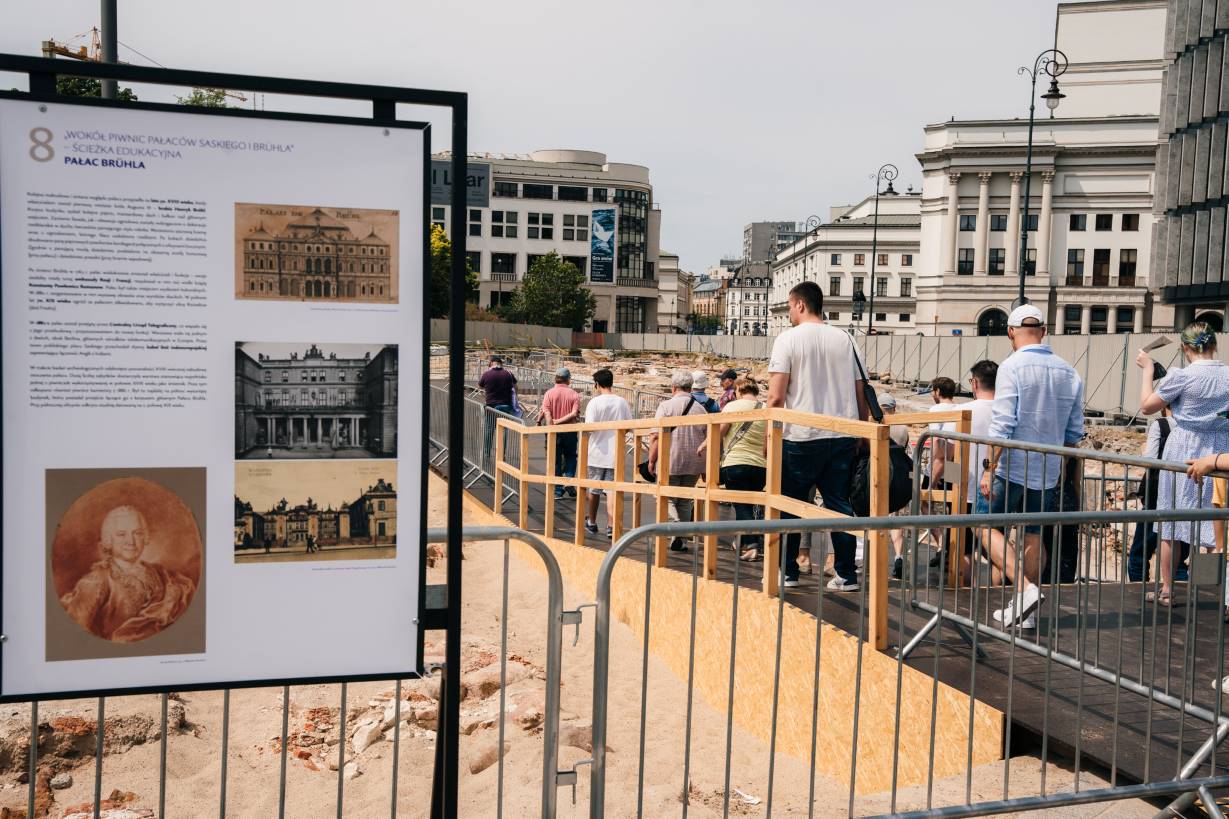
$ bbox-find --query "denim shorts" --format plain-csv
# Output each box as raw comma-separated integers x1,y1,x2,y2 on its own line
975,475,1058,534
587,466,614,494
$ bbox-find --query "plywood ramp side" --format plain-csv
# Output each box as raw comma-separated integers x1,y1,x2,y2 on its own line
458,489,1003,795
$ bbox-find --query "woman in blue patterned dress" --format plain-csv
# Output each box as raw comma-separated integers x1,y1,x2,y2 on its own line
1136,321,1229,604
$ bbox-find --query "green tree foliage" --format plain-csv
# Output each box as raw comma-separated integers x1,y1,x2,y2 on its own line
690,313,721,335
429,224,479,318
55,76,137,101
176,87,229,107
499,252,596,331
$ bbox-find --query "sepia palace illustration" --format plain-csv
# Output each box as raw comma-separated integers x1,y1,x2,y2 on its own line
233,477,397,552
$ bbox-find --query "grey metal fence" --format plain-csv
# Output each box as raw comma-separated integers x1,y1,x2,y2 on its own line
16,527,570,819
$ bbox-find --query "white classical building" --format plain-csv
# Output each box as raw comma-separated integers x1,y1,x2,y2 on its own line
912,0,1172,336
431,149,661,333
725,262,772,335
769,192,921,335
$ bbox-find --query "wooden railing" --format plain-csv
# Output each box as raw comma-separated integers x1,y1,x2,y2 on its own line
493,406,972,651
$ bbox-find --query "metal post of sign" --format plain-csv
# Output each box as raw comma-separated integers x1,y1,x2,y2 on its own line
100,0,118,99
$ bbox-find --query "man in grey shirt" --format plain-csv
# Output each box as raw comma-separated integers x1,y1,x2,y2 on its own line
648,370,709,552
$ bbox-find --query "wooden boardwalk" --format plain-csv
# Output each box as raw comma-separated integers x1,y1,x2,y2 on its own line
462,460,1229,789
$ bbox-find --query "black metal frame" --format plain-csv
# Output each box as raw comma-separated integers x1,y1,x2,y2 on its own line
0,54,469,817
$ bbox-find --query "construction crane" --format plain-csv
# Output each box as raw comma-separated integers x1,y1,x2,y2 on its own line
41,28,248,104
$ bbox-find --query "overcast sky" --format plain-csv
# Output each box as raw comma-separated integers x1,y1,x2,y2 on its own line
3,0,1061,273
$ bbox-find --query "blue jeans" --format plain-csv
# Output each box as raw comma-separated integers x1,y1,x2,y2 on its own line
976,476,1058,534
720,464,766,549
1126,522,1189,582
781,438,857,583
554,430,578,486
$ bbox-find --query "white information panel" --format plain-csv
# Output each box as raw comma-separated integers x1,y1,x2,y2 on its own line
0,98,424,698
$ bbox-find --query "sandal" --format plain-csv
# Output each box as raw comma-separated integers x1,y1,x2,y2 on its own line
1145,590,1172,607
739,548,762,562
796,553,813,575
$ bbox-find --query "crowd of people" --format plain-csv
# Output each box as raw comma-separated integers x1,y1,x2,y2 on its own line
476,281,1229,628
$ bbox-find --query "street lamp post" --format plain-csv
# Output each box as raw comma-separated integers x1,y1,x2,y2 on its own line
867,164,898,336
1016,49,1068,307
780,215,822,333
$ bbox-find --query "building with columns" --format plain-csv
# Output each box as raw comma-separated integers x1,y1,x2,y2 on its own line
1152,0,1229,329
912,0,1171,336
769,191,921,335
234,342,398,459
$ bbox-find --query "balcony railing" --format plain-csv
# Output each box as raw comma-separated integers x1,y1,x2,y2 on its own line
616,276,656,287
490,271,517,282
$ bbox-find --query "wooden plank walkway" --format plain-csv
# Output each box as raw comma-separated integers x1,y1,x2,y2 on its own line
460,449,1229,789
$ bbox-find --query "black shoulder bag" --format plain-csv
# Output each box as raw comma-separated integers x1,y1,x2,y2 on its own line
847,339,914,515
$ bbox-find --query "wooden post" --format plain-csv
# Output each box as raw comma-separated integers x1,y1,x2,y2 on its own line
574,431,589,546
763,422,783,596
611,427,626,543
493,419,505,518
518,428,530,530
703,421,721,580
869,425,891,651
654,429,672,567
950,410,972,588
631,433,643,532
544,429,557,540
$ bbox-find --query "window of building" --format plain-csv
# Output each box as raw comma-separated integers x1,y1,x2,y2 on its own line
522,183,553,200
491,253,516,276
1089,306,1109,334
1095,214,1113,231
468,223,481,237
526,253,545,272
431,206,445,221
990,214,1008,232
263,371,271,383
829,311,840,321
1070,214,1087,231
1119,249,1138,285
527,212,554,240
1122,213,1140,231
875,277,888,297
491,210,519,238
466,251,481,274
854,253,866,266
959,215,976,231
1064,305,1082,328
1024,248,1037,275
468,208,481,222
563,255,587,277
899,313,911,322
853,276,865,295
900,278,912,297
592,187,608,203
830,253,841,265
901,254,913,266
558,186,587,202
989,248,1006,275
1066,249,1085,284
494,181,518,198
957,248,974,274
1116,307,1135,332
281,370,288,382
877,253,888,266
562,213,589,241
829,276,841,296
875,313,887,322
1092,248,1110,284
1023,214,1037,231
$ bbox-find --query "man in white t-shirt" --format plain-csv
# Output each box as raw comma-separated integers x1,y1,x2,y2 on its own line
766,281,868,590
583,368,633,536
957,360,998,583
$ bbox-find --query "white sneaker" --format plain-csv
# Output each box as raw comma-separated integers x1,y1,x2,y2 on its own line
1214,675,1229,694
992,584,1043,627
826,576,860,592
783,578,801,588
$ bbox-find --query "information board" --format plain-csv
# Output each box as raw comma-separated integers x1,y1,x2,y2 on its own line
0,97,425,699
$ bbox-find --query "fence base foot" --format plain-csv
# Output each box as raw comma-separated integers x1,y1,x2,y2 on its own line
897,612,941,661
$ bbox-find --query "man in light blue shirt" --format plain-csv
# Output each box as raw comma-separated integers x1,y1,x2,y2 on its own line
978,304,1084,627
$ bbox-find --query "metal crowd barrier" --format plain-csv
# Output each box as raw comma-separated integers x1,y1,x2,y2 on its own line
585,505,1229,819
16,527,570,819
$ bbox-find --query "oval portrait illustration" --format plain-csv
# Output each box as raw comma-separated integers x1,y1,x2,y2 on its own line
51,477,202,643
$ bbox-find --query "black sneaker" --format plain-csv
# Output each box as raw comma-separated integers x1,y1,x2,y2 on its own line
584,521,599,535
553,489,565,499
605,526,613,538
892,556,903,580
566,487,577,498
928,552,943,568
669,538,689,553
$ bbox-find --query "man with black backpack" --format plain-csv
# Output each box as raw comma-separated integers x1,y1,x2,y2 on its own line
766,281,869,590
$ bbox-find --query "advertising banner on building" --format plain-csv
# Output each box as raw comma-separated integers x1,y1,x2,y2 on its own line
590,207,616,283
0,97,425,699
430,160,489,208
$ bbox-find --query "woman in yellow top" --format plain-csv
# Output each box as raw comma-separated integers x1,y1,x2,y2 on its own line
1186,452,1229,622
699,378,767,561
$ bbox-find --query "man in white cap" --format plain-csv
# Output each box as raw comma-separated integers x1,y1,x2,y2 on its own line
979,303,1084,628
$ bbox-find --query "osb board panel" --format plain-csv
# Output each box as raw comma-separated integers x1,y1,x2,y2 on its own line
461,491,1003,795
